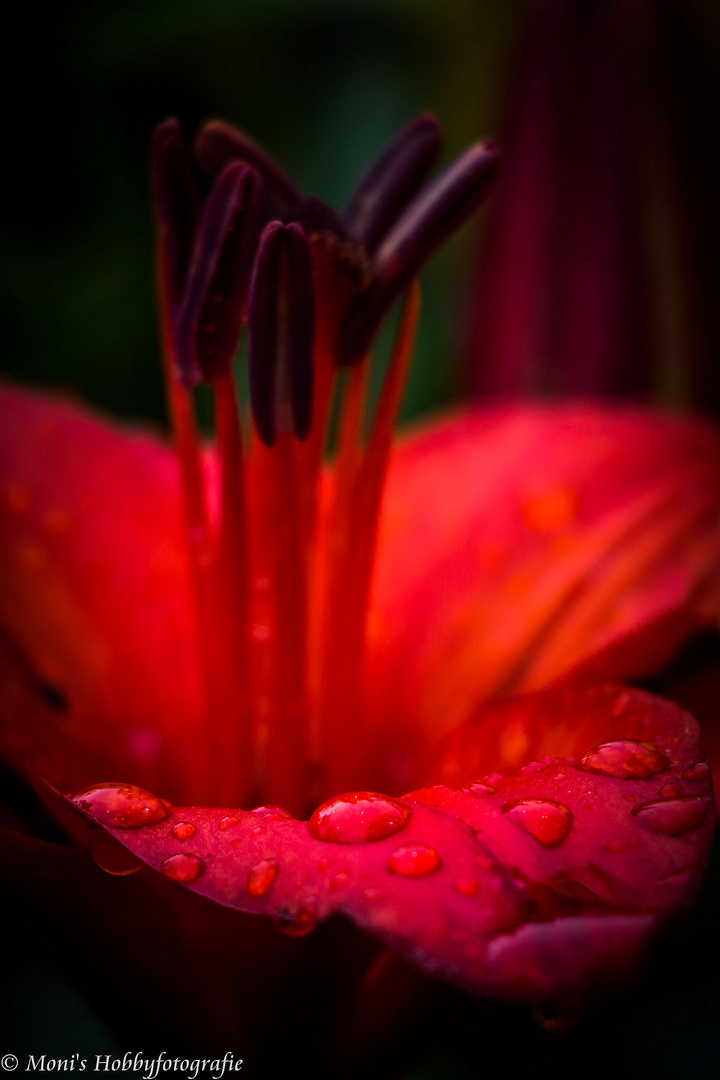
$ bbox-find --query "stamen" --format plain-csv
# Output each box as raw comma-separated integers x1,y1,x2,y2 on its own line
248,222,315,446
337,141,501,365
317,285,421,794
343,114,443,253
174,162,259,387
194,119,303,219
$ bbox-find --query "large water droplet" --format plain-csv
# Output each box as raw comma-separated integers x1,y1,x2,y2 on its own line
219,815,239,831
503,799,573,847
308,791,411,844
172,821,196,840
659,784,682,799
468,783,494,796
161,853,205,883
88,825,143,876
577,740,669,779
633,796,712,836
246,857,278,897
72,783,171,829
387,843,441,877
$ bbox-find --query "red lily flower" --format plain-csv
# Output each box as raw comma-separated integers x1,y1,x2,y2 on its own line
1,115,720,1066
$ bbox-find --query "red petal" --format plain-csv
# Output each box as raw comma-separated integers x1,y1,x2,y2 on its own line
366,406,720,788
0,386,202,797
66,685,713,1002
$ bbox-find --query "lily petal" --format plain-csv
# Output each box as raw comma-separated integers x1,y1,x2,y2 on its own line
66,684,712,1003
367,406,720,786
0,385,202,797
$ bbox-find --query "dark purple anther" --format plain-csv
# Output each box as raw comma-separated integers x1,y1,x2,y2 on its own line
343,115,443,254
337,141,501,366
194,120,303,221
152,118,200,305
248,222,315,447
173,162,260,387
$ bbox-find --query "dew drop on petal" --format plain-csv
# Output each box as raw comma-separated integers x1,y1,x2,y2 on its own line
72,783,171,829
251,804,293,819
219,815,239,831
553,773,568,781
603,839,633,853
331,871,350,892
308,791,411,844
469,783,494,796
246,857,278,897
453,877,479,897
474,855,495,871
659,784,682,799
387,844,441,877
633,797,712,836
161,853,205,883
363,887,384,904
88,825,143,876
683,762,710,782
577,740,669,779
276,898,318,936
503,799,573,847
172,821,196,840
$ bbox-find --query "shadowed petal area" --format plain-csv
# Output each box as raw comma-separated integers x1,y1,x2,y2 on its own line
0,386,202,799
66,685,712,1003
366,406,720,786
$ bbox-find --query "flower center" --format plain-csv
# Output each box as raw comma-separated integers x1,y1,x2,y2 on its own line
153,116,499,814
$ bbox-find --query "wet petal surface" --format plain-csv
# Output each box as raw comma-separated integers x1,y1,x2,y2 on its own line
67,684,713,1001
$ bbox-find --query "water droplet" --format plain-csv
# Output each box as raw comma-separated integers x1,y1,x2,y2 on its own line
659,783,682,799
246,858,278,897
387,844,441,877
521,761,547,775
577,740,669,779
603,839,633,853
308,791,411,844
633,796,712,836
683,762,710,782
331,871,350,892
363,887,384,904
553,772,568,781
161,853,205,883
503,799,573,847
474,855,495,871
72,783,171,829
251,804,293,819
453,877,479,897
172,821,196,840
88,825,143,876
219,815,239,831
624,793,636,802
276,898,318,936
469,783,494,796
